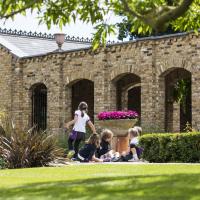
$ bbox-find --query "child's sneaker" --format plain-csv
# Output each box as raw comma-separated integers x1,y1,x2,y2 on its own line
128,158,139,162
71,157,78,161
103,158,111,162
111,156,121,162
67,150,75,159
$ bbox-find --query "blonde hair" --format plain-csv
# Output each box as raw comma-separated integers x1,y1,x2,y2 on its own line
134,126,142,135
101,129,113,141
128,128,139,137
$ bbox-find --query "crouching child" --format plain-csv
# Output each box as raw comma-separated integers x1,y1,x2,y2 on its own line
77,134,103,162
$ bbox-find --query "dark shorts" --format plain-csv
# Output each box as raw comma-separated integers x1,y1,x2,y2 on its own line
130,144,143,158
96,149,110,158
121,153,133,162
136,147,143,157
69,130,85,141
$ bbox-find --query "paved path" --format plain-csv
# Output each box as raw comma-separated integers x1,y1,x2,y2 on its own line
49,159,200,167
72,162,200,165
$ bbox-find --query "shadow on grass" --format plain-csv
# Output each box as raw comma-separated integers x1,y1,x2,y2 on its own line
1,174,200,200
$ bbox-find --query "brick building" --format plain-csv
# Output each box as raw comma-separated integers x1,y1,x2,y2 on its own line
0,28,200,133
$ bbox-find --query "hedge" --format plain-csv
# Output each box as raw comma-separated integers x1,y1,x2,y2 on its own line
139,132,200,163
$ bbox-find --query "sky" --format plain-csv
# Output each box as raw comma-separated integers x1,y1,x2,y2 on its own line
0,10,121,41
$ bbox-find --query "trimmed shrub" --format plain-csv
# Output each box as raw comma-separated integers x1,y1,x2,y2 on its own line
139,132,200,163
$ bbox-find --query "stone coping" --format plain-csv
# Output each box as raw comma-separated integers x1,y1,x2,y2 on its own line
15,29,200,60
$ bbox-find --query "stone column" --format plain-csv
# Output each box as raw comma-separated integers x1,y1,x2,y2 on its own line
155,76,166,132
47,55,64,134
11,59,24,130
172,101,180,132
64,86,72,123
108,82,117,111
140,75,156,132
94,71,106,124
165,100,173,132
0,51,12,115
192,71,200,131
121,89,128,110
93,51,118,118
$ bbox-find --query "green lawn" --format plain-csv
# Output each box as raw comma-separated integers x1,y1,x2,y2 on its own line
1,164,200,200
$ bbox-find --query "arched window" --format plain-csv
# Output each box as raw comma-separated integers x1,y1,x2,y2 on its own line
113,73,141,115
71,79,94,122
31,83,47,130
162,68,191,132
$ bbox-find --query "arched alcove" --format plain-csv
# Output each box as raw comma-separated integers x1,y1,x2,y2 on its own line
161,68,192,132
66,79,94,122
30,83,47,130
112,73,141,115
128,85,141,115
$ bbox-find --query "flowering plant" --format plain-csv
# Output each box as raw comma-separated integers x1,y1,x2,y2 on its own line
98,110,138,120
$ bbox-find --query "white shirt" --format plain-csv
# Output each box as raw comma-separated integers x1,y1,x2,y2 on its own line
73,110,90,133
130,137,139,145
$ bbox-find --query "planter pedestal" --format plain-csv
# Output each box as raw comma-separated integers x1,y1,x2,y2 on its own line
112,135,129,153
98,119,137,153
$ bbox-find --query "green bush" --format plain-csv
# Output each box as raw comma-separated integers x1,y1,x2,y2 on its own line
0,129,64,169
139,132,200,163
0,112,64,169
0,157,6,169
56,130,68,149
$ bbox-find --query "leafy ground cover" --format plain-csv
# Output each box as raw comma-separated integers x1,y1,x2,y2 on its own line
1,163,200,200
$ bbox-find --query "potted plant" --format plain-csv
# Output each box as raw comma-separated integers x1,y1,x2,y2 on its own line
98,110,138,135
97,110,138,152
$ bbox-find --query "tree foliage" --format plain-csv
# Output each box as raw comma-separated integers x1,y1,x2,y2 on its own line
0,0,199,48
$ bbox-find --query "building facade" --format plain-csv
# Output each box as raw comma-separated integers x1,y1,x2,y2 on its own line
0,29,200,133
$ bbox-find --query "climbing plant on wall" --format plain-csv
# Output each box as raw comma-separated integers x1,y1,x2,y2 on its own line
173,79,191,113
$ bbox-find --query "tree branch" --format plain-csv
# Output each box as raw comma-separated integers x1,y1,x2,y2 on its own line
0,0,42,19
120,0,194,33
120,0,144,20
155,0,194,31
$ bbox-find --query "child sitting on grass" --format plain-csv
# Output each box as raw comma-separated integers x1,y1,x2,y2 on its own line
96,129,120,162
121,127,143,162
77,134,103,162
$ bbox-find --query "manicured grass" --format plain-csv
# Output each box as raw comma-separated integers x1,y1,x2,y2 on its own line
1,164,200,200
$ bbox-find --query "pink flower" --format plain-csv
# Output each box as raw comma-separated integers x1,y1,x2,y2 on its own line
98,110,139,120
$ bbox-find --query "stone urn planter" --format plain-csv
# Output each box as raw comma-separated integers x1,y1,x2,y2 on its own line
97,111,138,153
98,119,137,136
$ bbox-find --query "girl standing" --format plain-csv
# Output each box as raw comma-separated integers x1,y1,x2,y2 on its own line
65,102,96,158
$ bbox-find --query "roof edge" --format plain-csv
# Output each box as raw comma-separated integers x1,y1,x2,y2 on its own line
0,42,19,58
20,30,199,59
0,28,92,44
